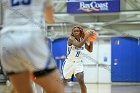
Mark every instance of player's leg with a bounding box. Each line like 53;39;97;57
63;78;69;86
11;88;16;93
62;60;74;86
75;72;87;93
33;69;64;93
8;71;33;93
74;61;86;93
10;86;17;93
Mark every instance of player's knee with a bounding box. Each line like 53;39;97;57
63;79;68;86
78;78;84;84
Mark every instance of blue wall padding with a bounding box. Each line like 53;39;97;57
111;37;139;82
52;38;68;67
138;38;140;82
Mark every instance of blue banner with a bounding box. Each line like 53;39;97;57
66;0;120;13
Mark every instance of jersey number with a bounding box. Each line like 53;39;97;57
75;51;80;57
11;0;31;6
67;47;81;57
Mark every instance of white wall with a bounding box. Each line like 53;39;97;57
83;39;111;83
83;40;99;83
98;40;111;83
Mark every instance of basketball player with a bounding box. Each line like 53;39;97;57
62;25;94;93
0;0;64;93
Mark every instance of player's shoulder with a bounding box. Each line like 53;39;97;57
68;36;75;46
68;36;76;42
68;36;75;41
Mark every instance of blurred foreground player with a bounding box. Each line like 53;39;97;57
0;0;64;93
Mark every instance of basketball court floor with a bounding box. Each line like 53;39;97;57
0;83;140;93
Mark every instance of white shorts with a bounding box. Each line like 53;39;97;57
0;26;56;73
62;59;83;79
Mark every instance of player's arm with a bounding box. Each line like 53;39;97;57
85;42;93;52
44;0;54;24
68;32;92;48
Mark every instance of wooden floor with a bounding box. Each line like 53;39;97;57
0;82;140;93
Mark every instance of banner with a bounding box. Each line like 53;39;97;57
66;0;120;13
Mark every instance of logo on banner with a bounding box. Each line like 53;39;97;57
79;1;109;12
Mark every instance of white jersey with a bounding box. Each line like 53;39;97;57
66;40;84;62
0;0;57;73
2;0;46;27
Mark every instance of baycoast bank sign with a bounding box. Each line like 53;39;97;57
66;0;120;13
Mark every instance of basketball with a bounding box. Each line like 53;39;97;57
85;30;97;42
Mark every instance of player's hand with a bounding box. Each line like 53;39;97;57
85;30;94;37
85;29;97;42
